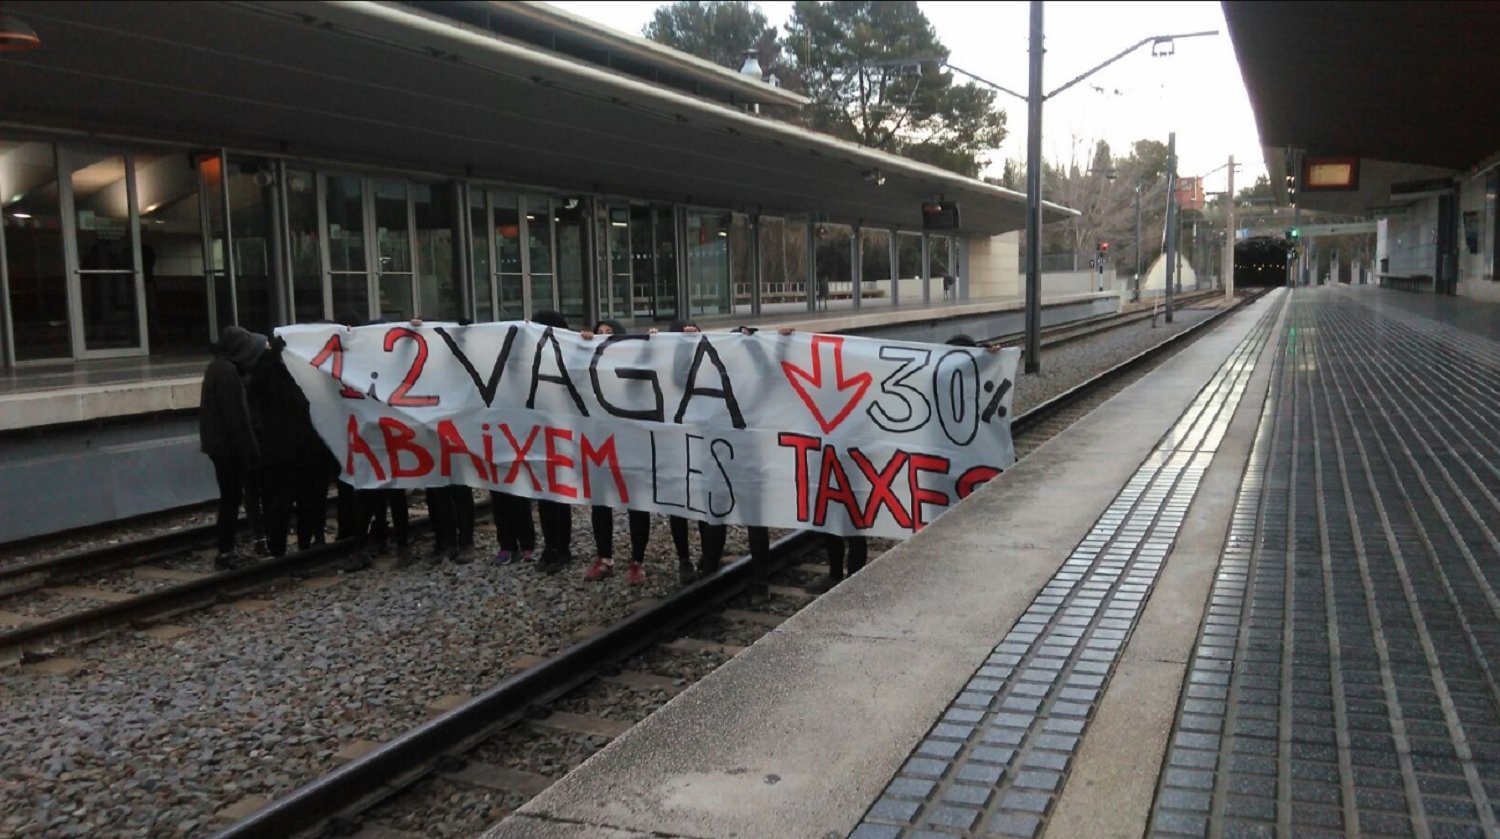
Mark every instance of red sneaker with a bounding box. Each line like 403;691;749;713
584;557;614;581
626;562;646;585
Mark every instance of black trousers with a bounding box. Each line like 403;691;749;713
335;480;361;541
538;499;572;560
748;525;771;595
210;455;247;554
295;455;334;549
359;488;409;549
490;491;536;553
429;486;476;551
671;516;727;572
823;534;868;580
260;462;297;557
592;507;651;562
243;466;266;544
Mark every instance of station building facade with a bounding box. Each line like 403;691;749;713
0;0;1065;369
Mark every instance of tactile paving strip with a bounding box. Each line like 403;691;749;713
1149;290;1500;838
851;293;1286;839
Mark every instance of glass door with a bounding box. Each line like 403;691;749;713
601;205;632;320
321;173;370;325
62;148;146;357
629;204;678;322
372;179;415;321
1;140;70;362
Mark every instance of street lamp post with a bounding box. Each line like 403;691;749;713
949;13;1216;373
1134;181;1143;302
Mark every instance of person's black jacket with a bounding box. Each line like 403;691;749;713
246;336;325;467
199;326;264;462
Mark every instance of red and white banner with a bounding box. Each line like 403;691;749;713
278;323;1019;539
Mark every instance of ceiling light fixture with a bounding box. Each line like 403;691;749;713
0;10;39;52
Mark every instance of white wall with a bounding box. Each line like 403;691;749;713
1457;168;1500;302
1384;198;1438;277
967;231;1020;300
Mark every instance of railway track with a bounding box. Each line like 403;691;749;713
983;289;1225;353
200;288;1265;839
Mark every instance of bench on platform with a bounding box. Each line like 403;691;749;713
1378;273;1434;292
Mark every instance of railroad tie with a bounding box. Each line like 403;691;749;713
529;711;632;740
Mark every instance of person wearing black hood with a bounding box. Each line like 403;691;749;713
529;309;577;575
661;319;729;584
578;318;652;585
200;325;266;570
246;333;337;558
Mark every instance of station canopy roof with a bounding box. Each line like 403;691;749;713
0;0;1073;236
1224;1;1500;211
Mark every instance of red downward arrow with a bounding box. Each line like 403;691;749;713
780;335;872;434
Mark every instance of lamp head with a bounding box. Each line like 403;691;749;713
0;12;41;52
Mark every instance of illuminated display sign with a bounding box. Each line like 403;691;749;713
1302;156;1359;191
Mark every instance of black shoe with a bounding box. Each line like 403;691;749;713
538;553;569;576
807;574;843;595
214;551;245;572
449;547;473;566
677;560;698;586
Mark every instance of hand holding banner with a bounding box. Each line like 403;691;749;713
278;322;1018;540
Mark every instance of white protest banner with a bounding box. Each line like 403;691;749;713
277;322;1019;539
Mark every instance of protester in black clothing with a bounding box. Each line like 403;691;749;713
489;491;536;565
361;487;411;559
656;319;729;584
579;318;651;585
199;326;266;570
246;334;337;557
428;485;476;565
529;309;576;575
812;534;868;594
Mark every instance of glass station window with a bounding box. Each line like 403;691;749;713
469;188;492;321
493;191;523;319
814;223;853;311
414;181;459;321
525;194;555;314
686;209;731;316
1;140;69;361
284;169;323;324
134;151;210;352
861;228;893;308
225;157;276;335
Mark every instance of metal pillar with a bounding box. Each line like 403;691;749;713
1163;132;1177;324
1023;0;1044;374
1223;155;1235;300
1134;182;1143;302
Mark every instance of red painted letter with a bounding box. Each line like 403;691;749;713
580;433;629;504
379;416;434;479
436;420;487;478
850;448;913;530
345;414;386;480
777;432;821;523
544;426;578;499
907;452;952;531
814;445;863;528
500;424;542;491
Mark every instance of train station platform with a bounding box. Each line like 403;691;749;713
486;285;1500;839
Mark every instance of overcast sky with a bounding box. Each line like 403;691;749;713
551;1;1268;195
